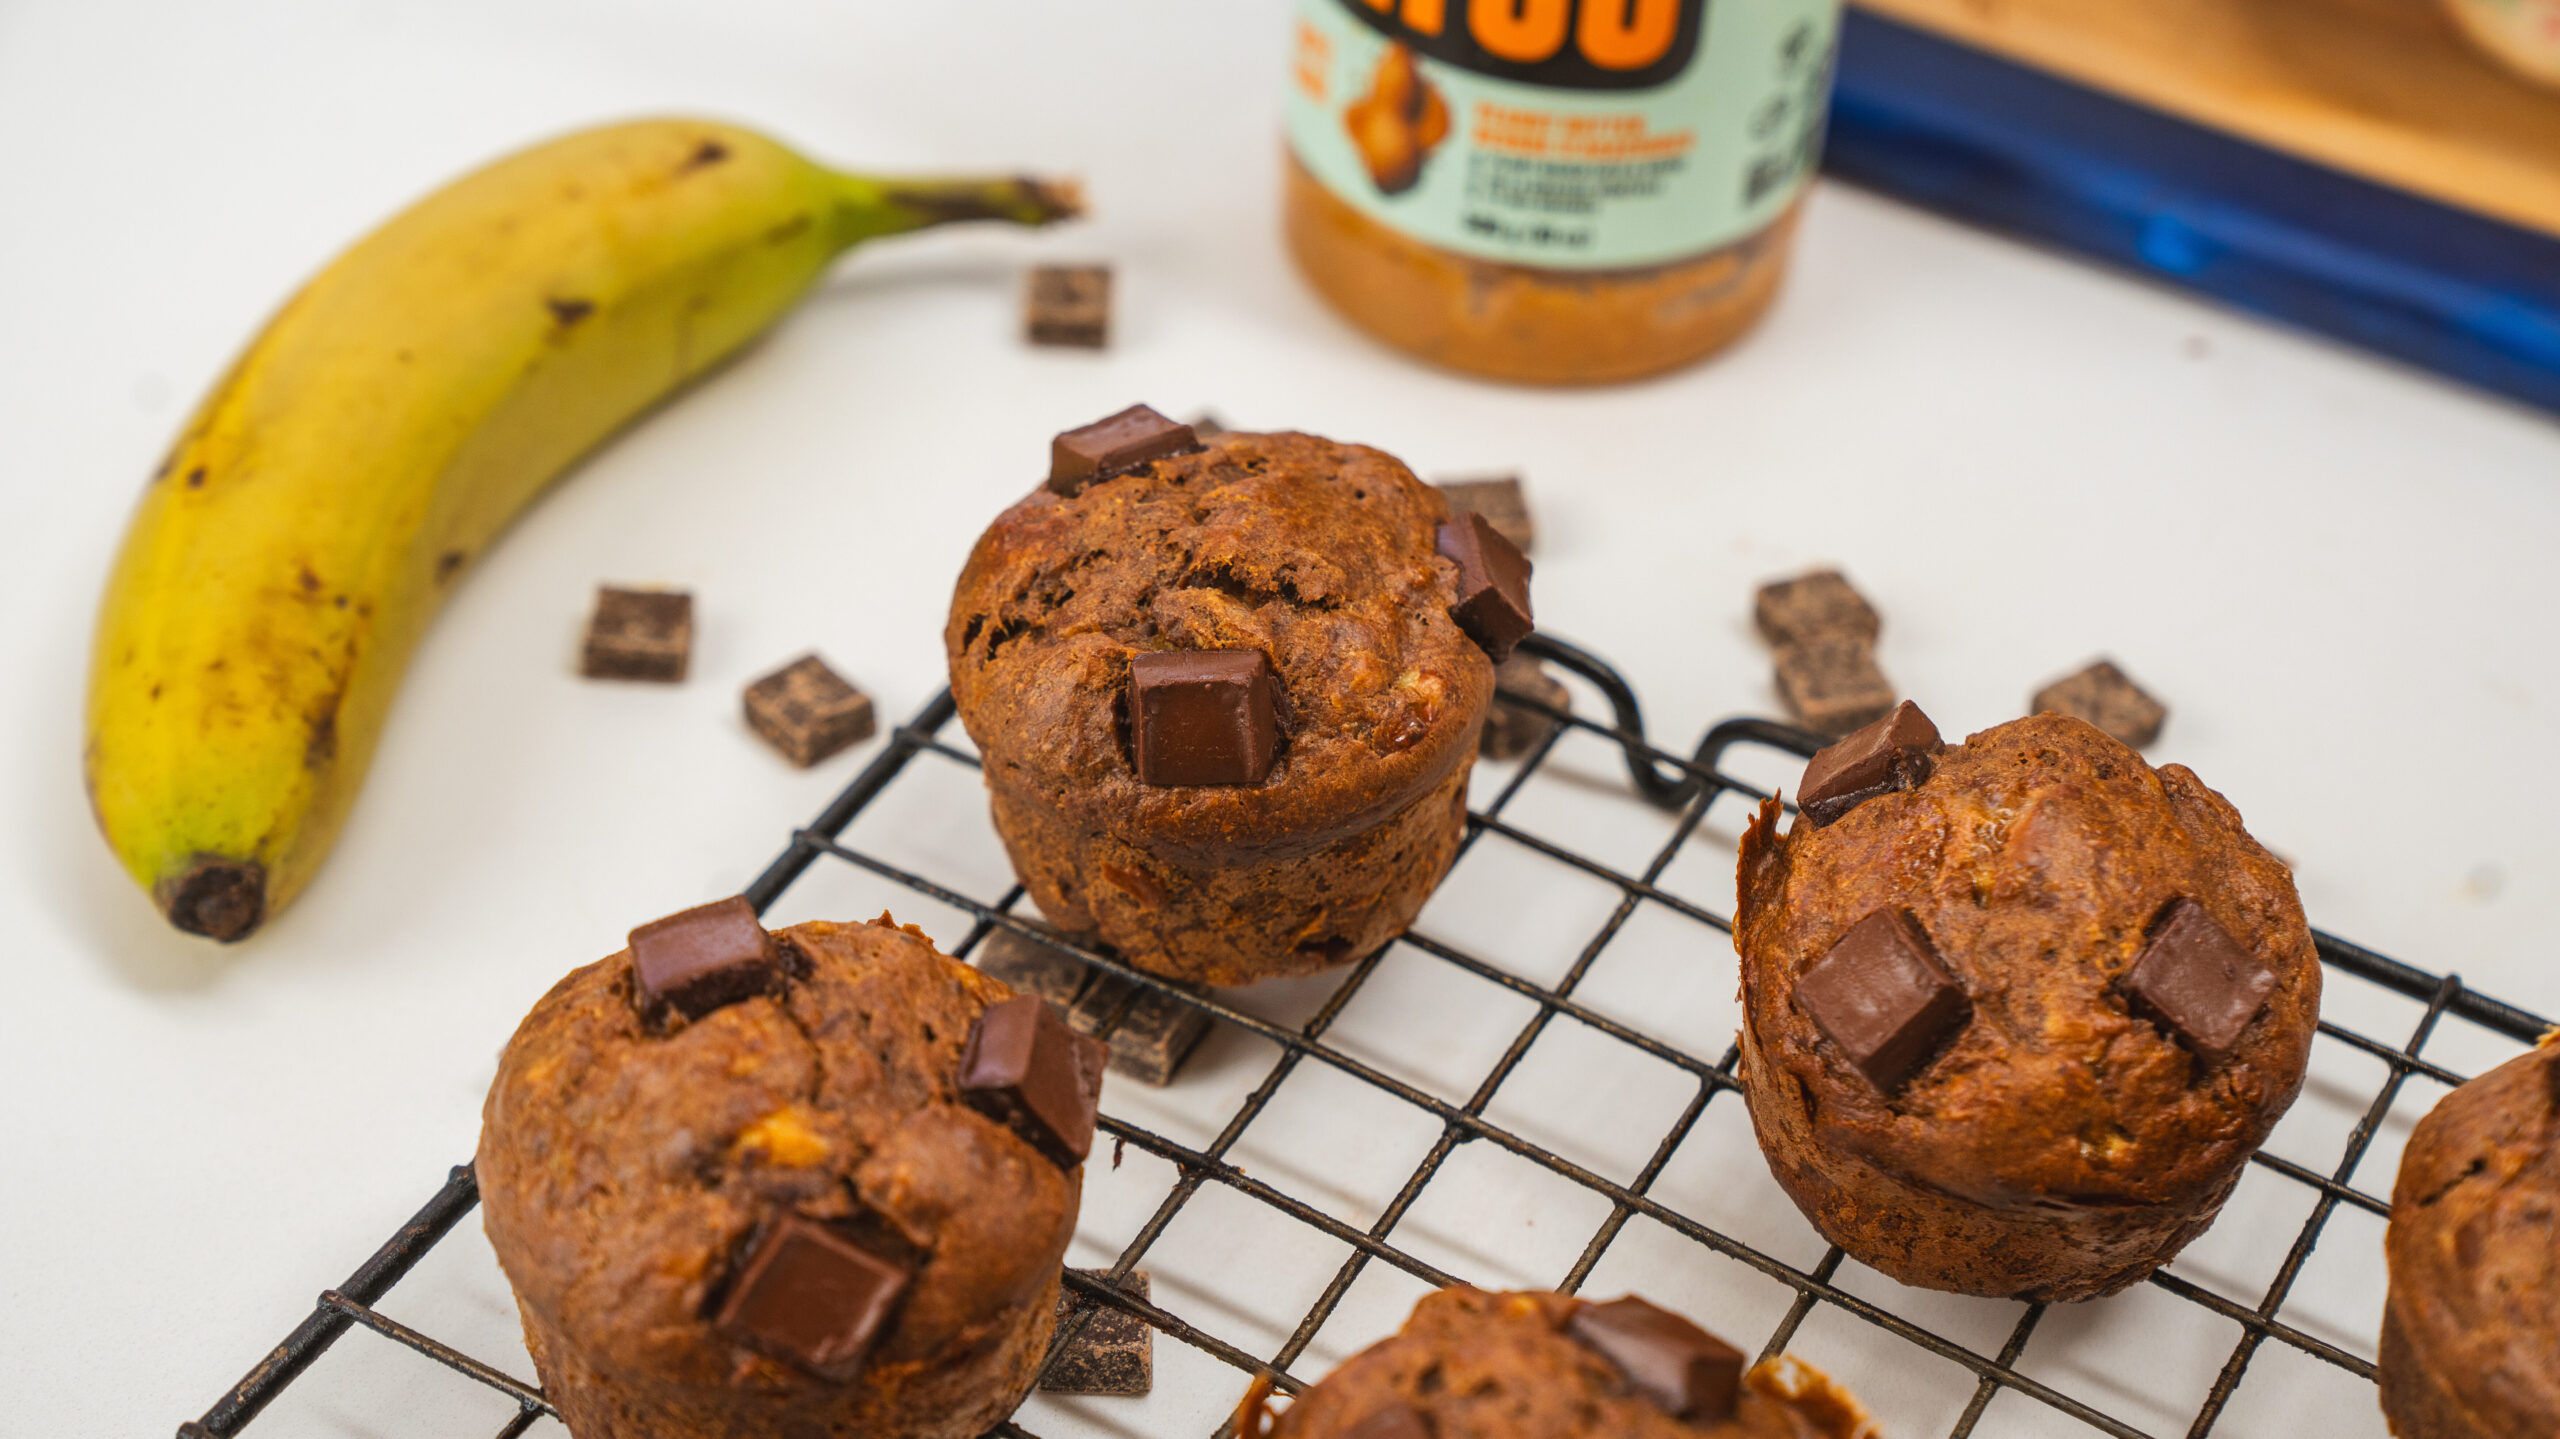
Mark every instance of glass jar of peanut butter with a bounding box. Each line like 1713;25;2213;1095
1285;0;1841;385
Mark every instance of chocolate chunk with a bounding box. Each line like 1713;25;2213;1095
742;654;875;767
1080;977;1213;1087
580;586;692;682
975;924;1212;1086
629;896;782;1022
1129;649;1281;787
1042;1269;1153;1395
1342;1405;1435;1439
713;1212;910;1381
960;993;1107;1169
974;920;1094;1011
1481;652;1569;760
1434;474;1535;553
2033;659;2167;748
2118;899;2275;1065
1048;404;1201;497
1025;264;1112;349
1795;908;1971;1092
1067;967;1138;1036
1755;569;1881;649
1187;411;1229;439
1566;1295;1744;1424
1772;636;1895;737
1438;512;1535;660
1796;700;1940;827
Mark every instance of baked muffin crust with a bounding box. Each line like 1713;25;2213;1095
2380;1038;2560;1439
1252;1287;1875;1439
946;429;1492;985
1736;713;2320;1300
477;917;1079;1438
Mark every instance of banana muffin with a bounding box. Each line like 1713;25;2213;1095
2379;1036;2560;1439
1241;1286;1876;1439
945;407;1524;987
1735;706;2320;1301
477;903;1104;1439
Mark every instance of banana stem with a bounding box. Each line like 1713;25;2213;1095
826;172;1085;249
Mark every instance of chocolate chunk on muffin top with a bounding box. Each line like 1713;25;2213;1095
1741;711;2319;1216
946;428;1495;859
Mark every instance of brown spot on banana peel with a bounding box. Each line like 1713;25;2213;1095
677;138;730;173
435;550;466;585
298;565;322;595
305;707;337;770
157;856;267;942
545;296;593;328
186;466;207;489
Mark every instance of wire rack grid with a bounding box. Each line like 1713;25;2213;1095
177;633;2551;1439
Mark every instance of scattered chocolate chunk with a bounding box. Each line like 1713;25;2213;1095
1795;908;1971;1092
975;923;1212;1087
713;1212;911;1381
1438;512;1535;661
1796;700;1941;827
581;586;692;682
2033;659;2167;748
742;654;875;767
1025;264;1112;349
1187;411;1229;439
974;920;1094;1010
1067;967;1139;1036
1434;474;1536;554
1772;636;1895;737
1566;1296;1743;1424
960;993;1107;1169
1085;978;1213;1087
1343;1404;1435;1439
1049;404;1202;497
630;896;782;1022
1481;652;1570;760
2118;899;2275;1065
1754;569;1881;649
1129;649;1281;787
1043;1269;1154;1395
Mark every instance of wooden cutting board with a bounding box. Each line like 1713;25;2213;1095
1850;0;2560;238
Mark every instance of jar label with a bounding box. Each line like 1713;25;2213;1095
1288;0;1839;269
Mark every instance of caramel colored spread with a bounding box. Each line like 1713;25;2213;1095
1285;153;1803;385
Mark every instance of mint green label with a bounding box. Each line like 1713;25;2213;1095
1288;0;1839;269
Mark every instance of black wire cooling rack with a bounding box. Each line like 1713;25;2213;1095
178;633;2552;1439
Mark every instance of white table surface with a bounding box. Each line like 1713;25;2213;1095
4;2;2557;1435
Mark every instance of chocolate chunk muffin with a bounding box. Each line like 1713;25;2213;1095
1735;707;2320;1301
1243;1287;1876;1439
946;408;1520;987
477;904;1104;1439
2380;1037;2560;1439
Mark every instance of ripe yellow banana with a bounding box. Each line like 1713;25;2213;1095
86;117;1078;941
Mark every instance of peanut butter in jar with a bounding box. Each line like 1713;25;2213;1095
1284;0;1841;385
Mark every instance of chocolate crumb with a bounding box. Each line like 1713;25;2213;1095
1026;265;1112;349
1043;1270;1153;1395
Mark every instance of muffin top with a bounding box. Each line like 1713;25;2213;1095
2386;1038;2560;1435
1258;1287;1875;1439
1737;713;2320;1214
945;428;1493;861
476;917;1080;1389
